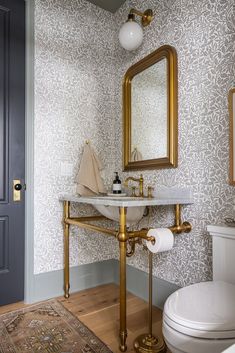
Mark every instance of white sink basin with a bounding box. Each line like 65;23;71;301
91;195;145;224
94;203;145;225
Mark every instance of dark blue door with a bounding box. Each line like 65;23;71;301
0;0;25;305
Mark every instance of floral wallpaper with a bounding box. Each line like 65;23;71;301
114;0;235;286
34;0;235;288
34;0;118;273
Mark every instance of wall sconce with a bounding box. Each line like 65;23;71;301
119;9;153;51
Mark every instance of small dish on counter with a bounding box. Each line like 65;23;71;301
107;193;127;197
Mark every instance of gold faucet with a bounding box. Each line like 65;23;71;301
124;174;144;197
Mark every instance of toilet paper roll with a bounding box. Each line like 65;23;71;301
146;228;174;253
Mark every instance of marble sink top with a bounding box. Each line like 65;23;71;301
59;193;193;207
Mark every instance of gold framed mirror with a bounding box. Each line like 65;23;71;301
123;45;178;171
229;88;235;185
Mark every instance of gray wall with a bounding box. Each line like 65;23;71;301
34;0;118;274
114;0;235;286
33;0;235;288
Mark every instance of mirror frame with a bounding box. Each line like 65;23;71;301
123;45;178;171
229;88;235;185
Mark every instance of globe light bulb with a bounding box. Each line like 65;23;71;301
119;20;143;51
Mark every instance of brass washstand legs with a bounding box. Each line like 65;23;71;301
62;202;192;352
62;202;128;351
63;201;70;298
118;207;128;352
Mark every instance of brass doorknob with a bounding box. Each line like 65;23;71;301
13;179;22;202
14;183;22;191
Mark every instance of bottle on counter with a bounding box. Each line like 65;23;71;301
112;172;122;194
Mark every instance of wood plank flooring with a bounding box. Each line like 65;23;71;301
0;283;170;353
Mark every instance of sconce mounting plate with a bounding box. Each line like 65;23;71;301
142;9;153;27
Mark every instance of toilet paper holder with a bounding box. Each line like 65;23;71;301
127;204;192;249
129;204;192;353
133;251;166;353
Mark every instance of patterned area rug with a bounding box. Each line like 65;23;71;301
0;300;113;353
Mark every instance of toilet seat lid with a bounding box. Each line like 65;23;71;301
164;281;235;339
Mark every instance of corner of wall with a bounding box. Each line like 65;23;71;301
25;0;35;303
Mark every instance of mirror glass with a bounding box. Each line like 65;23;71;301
123;45;178;171
131;58;167;161
229;88;235;184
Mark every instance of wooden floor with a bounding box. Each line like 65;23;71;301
0;283;170;353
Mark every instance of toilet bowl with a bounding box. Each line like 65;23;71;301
162;225;235;353
162;281;235;353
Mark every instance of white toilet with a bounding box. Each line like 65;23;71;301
162;225;235;353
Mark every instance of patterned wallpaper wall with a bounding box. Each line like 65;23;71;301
34;0;118;273
113;0;235;286
34;0;235;287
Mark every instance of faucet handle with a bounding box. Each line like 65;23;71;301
147;186;154;198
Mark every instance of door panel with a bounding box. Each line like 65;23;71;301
0;0;25;305
0;217;9;271
0;7;9;202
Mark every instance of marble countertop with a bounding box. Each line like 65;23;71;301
59;193;193;207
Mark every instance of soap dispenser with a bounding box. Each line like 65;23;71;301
112;172;122;194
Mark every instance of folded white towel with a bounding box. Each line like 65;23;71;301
75;143;106;196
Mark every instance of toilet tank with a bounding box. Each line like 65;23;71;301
207;225;235;284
